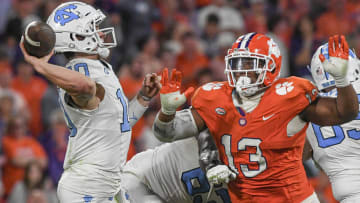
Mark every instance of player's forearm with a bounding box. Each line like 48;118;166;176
128;96;148;127
336;85;358;122
33;61;95;96
197;130;221;172
152;109;198;142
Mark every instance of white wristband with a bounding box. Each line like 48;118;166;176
161;106;176;115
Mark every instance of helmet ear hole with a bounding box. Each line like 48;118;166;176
75;35;85;41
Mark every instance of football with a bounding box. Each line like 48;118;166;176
23;21;56;58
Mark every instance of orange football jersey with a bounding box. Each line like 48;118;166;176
192;77;318;203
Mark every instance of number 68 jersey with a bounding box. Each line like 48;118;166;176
191;77;318;203
58;58;132;197
306;80;360;202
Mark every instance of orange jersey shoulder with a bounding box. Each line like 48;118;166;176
269;76;318;108
191;81;233;130
192;81;230;106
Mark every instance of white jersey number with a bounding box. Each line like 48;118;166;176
221;135;267;178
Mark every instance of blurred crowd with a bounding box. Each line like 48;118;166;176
0;0;360;202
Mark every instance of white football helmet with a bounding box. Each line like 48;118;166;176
47;1;116;58
310;43;360;91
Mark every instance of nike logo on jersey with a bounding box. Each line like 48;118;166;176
263;114;275;120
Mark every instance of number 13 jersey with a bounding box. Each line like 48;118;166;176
192;77;318;203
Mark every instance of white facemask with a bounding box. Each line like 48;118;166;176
235;76;259;97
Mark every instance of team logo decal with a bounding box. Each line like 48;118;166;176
239;117;247;126
54;4;80;26
215;107;226;115
275;82;294;95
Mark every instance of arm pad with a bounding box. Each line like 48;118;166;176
152;109;199;142
128;97;148;127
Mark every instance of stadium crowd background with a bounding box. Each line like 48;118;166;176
0;0;359;202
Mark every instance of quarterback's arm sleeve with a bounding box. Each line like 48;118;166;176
197;129;221;172
128;97;148;127
152;109;199;142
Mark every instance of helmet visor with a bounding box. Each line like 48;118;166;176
228;57;266;71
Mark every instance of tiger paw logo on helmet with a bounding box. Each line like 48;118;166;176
275;82;294;95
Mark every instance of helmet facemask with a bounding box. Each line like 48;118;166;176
225;49;275;97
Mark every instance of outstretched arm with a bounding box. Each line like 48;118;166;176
302;35;359;125
152;68;205;142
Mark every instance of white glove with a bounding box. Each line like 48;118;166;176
206;165;237;185
159;68;194;115
160;91;188;115
320;35;350;88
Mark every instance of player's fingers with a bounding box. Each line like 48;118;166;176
175;71;182;86
149;73;161;95
334;35;339;54
161;68;168;86
341;35;349;57
19;36;36;62
328;36;334;57
144;73;152;86
142;75;152;95
19;37;28;56
170;69;177;83
149;73;157;86
154;75;162;90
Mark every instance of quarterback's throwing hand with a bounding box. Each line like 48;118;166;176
160;68;194;115
206;165;237;185
319;35;349;87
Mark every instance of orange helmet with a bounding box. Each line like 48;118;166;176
225;33;282;96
